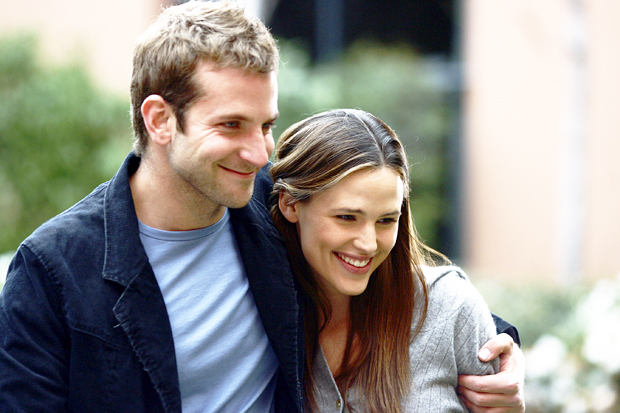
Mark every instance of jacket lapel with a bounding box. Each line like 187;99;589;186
112;268;181;413
102;153;181;412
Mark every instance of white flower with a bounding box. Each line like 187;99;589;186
589;383;617;412
578;274;620;373
525;334;567;379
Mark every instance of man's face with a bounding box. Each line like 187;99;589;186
167;61;278;211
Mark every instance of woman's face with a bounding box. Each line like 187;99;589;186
279;167;404;303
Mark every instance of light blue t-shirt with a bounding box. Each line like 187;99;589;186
139;210;278;413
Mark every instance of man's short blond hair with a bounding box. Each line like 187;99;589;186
130;1;279;156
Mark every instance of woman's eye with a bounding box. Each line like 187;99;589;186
337;215;355;221
378;217;397;224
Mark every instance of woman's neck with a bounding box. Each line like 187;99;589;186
319;294;352;375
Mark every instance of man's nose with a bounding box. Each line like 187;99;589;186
238;128;272;168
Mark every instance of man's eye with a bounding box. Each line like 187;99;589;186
262;123;275;132
223;121;239;128
337;215;355;221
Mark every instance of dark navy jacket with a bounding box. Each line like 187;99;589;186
0;153;304;412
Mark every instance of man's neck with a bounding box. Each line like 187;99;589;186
129;157;226;231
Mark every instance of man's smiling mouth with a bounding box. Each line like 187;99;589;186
220;165;256;176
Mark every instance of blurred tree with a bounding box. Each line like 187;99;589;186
0;34;131;253
277;39;452;250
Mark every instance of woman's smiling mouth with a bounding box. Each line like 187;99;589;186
335;252;371;269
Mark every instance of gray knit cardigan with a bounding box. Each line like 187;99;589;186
312;266;500;412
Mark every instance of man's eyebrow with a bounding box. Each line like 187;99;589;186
214;113;279;123
214;113;250;121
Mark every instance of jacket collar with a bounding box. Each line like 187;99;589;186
102;152;148;285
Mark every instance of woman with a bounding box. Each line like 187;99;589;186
270;109;499;412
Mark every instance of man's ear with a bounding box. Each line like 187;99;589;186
278;192;300;223
141;95;175;146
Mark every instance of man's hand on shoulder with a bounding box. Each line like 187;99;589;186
457;333;525;413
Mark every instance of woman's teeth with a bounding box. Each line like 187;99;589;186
337;253;370;268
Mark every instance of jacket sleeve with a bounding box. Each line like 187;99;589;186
0;246;70;412
491;313;521;346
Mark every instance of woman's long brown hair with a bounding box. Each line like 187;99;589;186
270;109;435;412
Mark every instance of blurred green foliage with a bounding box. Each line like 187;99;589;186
277;40;453;249
475;278;587;348
0;34;131;253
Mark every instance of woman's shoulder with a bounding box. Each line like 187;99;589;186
421;265;468;286
405;267;499;410
418;265;493;329
414;265;499;370
421;265;479;303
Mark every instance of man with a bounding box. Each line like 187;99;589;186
0;1;523;412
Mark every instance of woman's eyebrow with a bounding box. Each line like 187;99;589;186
330;207;401;217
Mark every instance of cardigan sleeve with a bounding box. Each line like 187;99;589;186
403;266;499;412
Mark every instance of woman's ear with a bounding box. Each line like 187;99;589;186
141;95;175;146
278;192;300;223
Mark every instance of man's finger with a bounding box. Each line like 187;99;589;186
458;380;521;405
460;395;515;413
479;333;515;362
459;371;521;395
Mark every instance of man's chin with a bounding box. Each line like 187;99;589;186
225;189;254;209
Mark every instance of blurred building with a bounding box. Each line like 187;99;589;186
1;0;618;284
0;0;169;95
0;0;271;95
462;0;620;284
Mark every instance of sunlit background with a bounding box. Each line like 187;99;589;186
1;0;619;411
